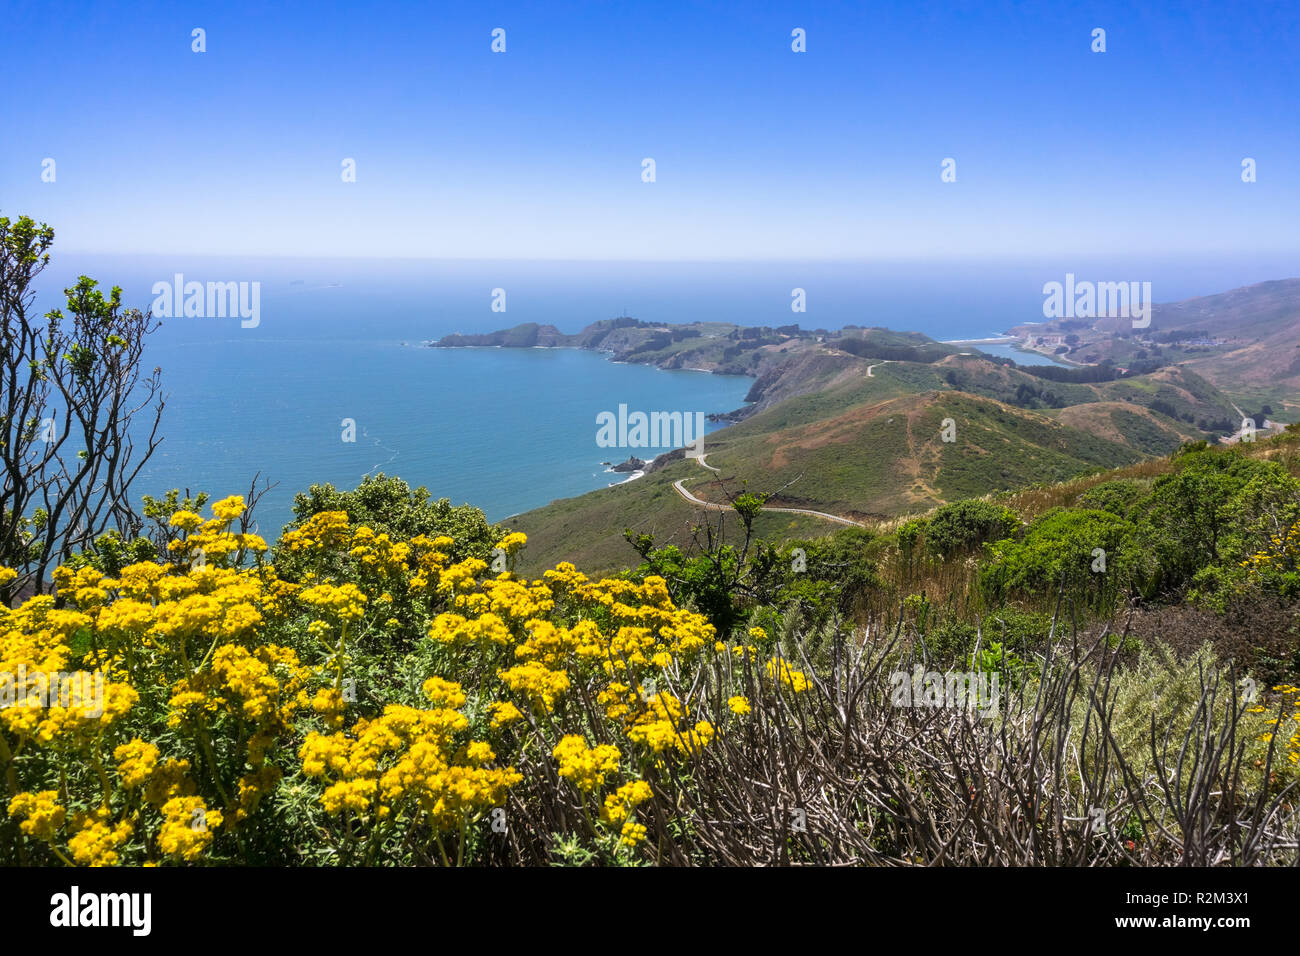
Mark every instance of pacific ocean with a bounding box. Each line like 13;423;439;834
30;253;1292;535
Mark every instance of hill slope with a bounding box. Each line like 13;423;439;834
1008;278;1300;412
505;359;1210;572
468;286;1275;573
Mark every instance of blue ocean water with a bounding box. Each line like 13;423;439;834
29;254;1293;534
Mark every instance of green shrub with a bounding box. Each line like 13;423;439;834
924;499;1021;557
282;474;500;563
1078;479;1146;518
980;507;1133;608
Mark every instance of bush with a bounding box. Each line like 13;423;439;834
283;474;499;563
1077;479;1146;518
924;500;1021;557
980;508;1133;609
1;493;810;866
1130;449;1300;599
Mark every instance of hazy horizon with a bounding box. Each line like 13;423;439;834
25;252;1298;350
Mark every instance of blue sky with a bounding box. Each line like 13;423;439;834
3;0;1297;260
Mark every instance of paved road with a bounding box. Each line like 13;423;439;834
672;453;866;527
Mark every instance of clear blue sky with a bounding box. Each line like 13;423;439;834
3;0;1297;260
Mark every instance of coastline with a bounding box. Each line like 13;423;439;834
606;467;647;486
429;337;755;499
942;335;1020;345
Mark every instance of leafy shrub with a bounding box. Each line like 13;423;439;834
0;494;813;866
925;608;1051;668
1077;479;1146;519
980;508;1133;608
924;499;1021;557
283;474;499;562
973;640;1032;688
1131;449;1300;600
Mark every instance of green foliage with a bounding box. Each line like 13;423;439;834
60;529;157;576
731;491;769;527
1077;479;1146;518
628;513;879;639
284;474;500;562
1131;448;1299;600
1058;641;1223;784
141;489;211;550
923;499;1021;557
895;517;928;581
627;537;746;636
925;609;1050;668
973;639;1032;688
980;507;1133;609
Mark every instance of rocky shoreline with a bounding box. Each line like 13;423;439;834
432;317;966;423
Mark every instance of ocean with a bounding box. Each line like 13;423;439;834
28;253;1294;535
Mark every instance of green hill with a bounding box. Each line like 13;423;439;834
505;358;1221;573
467;295;1265;575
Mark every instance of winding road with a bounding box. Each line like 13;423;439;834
671;453;866;527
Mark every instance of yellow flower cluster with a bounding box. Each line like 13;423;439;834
438;558;487;595
114;739;161;788
408;534;456;591
3;498;777;865
428;611;512;647
157;797;222;861
279;510;352;553
765;656;811;693
727;695;752;716
497;660;571;711
298;582;367;623
140;566;267;644
0;590;137;745
553;734;621;792
619;820;648;847
1241;528;1300;573
601;780;653;824
348;526;411;575
169;643;307;727
496;532;528;555
165;496;267;565
8;790;66;840
1246;684;1300;768
626;689;716;754
67;807;133;866
489;701;524;729
466;576;555;621
300;684;521;830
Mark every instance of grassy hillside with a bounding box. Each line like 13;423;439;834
1010;278;1300;413
507;364;1223;571
502;458;828;574
453;288;1277;579
505;340;1253;573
